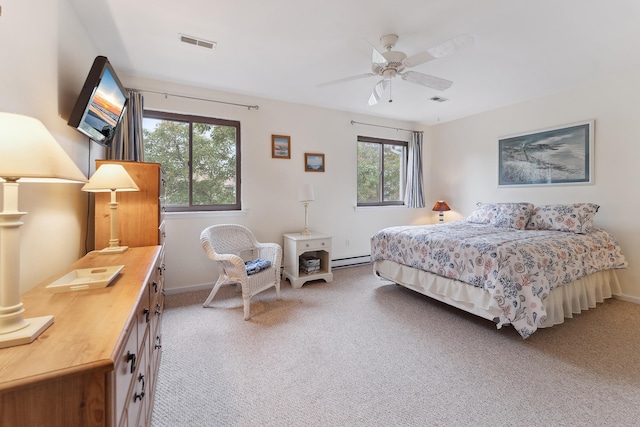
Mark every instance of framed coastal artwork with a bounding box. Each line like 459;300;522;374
498;120;594;186
272;135;291;159
304;153;325;172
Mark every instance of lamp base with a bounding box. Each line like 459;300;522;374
0;315;54;349
97;245;129;255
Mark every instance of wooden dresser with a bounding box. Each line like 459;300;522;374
0;246;165;427
95;160;165;250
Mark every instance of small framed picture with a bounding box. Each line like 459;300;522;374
272;135;291;159
304;153;325;172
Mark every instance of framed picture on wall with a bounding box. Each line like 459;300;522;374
272;135;291;159
304;153;325;172
498;120;594;186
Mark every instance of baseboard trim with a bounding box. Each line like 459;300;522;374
614;294;640;304
331;255;371;269
164;282;214;295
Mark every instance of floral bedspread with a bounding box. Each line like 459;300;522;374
370;221;628;338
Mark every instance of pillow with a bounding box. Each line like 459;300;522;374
466;202;534;230
245;258;272;275
525;203;600;234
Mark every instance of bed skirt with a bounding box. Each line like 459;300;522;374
373;259;622;328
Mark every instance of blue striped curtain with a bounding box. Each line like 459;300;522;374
108;90;144;161
404;131;425;208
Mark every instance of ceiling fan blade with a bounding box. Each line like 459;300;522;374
368;79;388;106
400;71;453;91
316;73;376;88
403;34;474;68
429;34;474;58
371;48;387;68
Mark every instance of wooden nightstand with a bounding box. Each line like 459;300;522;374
283;233;333;288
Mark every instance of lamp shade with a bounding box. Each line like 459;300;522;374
82;164;139;193
0;112;87;183
297;184;315;202
432;200;451;212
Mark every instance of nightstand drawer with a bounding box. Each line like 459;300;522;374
300;238;331;251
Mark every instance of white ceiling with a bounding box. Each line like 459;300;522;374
69;0;640;125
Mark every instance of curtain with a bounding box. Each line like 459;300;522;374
404;131;425;208
108;90;144;161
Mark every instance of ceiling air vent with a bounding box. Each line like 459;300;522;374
179;34;217;50
430;96;449;103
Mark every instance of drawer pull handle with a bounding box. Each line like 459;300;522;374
134;374;146;402
126;351;137;374
152;281;158;293
155;335;162;349
143;307;150;323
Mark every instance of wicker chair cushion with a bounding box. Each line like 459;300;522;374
245;258;272;276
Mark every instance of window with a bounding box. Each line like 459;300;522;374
143;110;241;212
357;135;407;206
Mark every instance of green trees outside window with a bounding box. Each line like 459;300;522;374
357;136;407;206
143;111;241;211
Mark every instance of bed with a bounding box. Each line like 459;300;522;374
371;202;628;338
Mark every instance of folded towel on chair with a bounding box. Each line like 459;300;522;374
245;258;272;275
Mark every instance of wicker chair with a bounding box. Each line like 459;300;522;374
200;224;282;320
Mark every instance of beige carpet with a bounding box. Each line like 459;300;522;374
151;265;640;426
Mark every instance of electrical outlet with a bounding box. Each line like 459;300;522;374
345;239;350;247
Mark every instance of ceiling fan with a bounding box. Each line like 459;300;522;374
318;33;474;106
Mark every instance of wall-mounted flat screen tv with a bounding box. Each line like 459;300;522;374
67;56;128;146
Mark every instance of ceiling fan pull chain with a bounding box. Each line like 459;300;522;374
389;78;393;103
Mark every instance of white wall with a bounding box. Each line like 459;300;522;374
121;76;432;291
430;67;640;301
0;0;104;293
7;0;635;303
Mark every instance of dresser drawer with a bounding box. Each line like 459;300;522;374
299;238;331;251
125;339;148;427
113;324;138;427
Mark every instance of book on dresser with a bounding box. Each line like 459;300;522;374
94;160;165;250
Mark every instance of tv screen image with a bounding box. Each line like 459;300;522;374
68;56;128;146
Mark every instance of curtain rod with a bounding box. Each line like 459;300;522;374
129;88;259;110
350;120;422;134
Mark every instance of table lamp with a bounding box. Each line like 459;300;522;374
0;112;88;348
297;184;315;236
82;164;139;254
432;200;451;223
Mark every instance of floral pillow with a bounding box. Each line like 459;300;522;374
525;203;599;234
466;202;534;230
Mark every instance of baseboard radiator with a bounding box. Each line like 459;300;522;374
331;255;371;269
